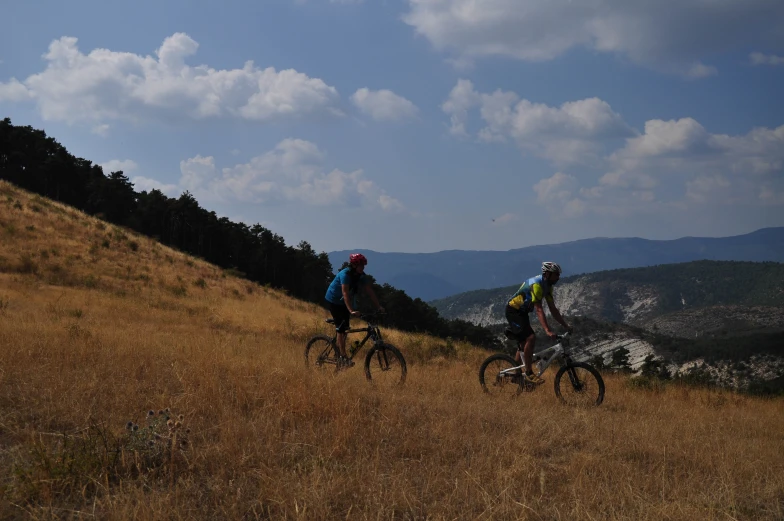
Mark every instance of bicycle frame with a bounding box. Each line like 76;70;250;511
328;316;384;360
498;332;573;378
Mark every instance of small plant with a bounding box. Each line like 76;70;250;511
170;285;187;297
13;200;22;210
17;253;38;274
102;238;111;248
194;278;207;289
128;240;139;252
224;267;245;278
30;204;42;213
68;308;84;319
39;249;50;260
185;259;194;267
0;296;9;314
627;376;667;393
123;408;191;480
84;275;98;288
439;337;458;359
9;410;192;506
589;354;606;370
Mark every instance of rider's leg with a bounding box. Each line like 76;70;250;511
329;302;351;359
336;331;348;357
520;333;536;375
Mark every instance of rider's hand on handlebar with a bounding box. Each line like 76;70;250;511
546;330;558;339
350;310;360;317
377;306;386;314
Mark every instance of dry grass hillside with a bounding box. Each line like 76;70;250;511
0;180;783;520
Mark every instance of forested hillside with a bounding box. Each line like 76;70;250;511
0;118;497;348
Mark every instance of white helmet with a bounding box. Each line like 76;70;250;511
542;261;562;275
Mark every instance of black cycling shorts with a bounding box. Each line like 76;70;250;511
328;301;350;333
505;305;534;341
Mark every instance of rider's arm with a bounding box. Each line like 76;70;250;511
534;302;555;337
341;284;356;313
363;284;384;311
546;299;571;331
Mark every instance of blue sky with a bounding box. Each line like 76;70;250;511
2;0;784;254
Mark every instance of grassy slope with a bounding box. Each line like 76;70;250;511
1;181;783;520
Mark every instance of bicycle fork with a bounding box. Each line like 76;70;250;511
374;347;394;371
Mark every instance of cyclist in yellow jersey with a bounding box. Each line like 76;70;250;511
505;261;572;385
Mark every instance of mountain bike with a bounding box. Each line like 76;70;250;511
305;312;407;387
479;332;605;406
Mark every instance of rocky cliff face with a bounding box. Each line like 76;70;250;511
438;270;784;391
436;278;784;335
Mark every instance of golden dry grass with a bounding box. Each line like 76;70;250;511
0;180;783;520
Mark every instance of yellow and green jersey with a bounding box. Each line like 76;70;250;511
507;275;554;312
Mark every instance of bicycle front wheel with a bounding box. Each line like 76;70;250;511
364;343;406;387
554;362;605;406
305;335;336;370
479;353;523;396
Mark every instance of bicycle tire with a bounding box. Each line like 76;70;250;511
554;362;605;406
364;342;406;387
305;335;336;369
479;353;523;396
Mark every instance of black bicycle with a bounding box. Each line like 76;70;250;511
305;312;407;387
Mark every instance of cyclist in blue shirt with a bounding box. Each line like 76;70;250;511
505;261;572;385
325;253;384;366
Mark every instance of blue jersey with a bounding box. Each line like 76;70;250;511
325;267;367;306
507;275;554;312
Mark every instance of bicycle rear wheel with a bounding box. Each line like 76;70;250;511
479;353;523;396
554;362;605;406
305;335;336;370
364;342;406;387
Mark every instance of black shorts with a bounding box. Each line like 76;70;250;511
327;301;350;333
505;305;534;341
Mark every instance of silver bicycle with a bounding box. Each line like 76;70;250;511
479;332;605;406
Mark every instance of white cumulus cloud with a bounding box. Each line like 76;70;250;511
533;119;784;218
750;52;784;66
404;0;784;75
351;88;418;122
443;79;635;163
0;33;342;126
99;159;138;174
167;139;406;212
0;78;32;102
533;172;578;203
131;176;180;196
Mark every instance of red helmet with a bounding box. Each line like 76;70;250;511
349;253;367;266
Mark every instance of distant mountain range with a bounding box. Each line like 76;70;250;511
329;228;784;301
